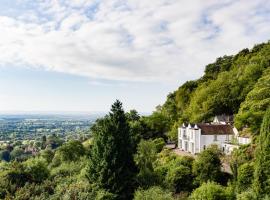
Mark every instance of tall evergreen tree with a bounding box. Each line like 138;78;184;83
87;100;137;199
253;108;270;197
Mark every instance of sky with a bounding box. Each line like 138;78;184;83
0;0;269;113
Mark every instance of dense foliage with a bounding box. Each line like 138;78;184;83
253;108;270;198
149;41;270;140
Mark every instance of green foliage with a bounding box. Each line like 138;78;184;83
55;140;85;162
87;100;137;199
153;149;194;193
134;186;174;200
235;68;270;132
10;147;26;161
134;140;158;188
0;162;31;197
165;165;192;193
190;182;234;200
141;111;171;139
126;109;141;122
237;163;254;192
13;180;55;200
192;145;222;185
23;157;49;183
0;150;11;162
133;138;166;189
204;56;233;79
253;108;270;197
152;138;165;152
236;189;257;200
39;149;54;164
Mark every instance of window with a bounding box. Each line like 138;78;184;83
183;129;186;138
214;135;218;141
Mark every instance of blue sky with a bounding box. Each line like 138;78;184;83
0;0;269;113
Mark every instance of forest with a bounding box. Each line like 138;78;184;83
0;41;269;200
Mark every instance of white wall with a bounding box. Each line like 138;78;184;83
200;134;232;151
238;137;251;145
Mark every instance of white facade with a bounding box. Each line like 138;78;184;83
178;124;233;154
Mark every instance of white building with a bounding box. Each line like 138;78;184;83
178;116;251;155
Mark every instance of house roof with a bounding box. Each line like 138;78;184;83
197;124;234;135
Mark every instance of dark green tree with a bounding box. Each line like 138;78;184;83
237;163;254;193
134;140;158;188
87;100;137;199
192;145;222;185
253;108;270;197
0;150;11;162
165;164;193;193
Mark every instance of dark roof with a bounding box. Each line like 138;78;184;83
197;124;234;135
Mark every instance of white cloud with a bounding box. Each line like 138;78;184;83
0;0;269;83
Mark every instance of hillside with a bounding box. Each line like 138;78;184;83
155;41;270;139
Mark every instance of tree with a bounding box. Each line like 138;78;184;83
134;186;174;200
55;140;85;162
0;150;11;162
87;100;137;199
23;157;49;183
126;110;140;122
237;163;254;192
235;68;270;132
190;182;233;200
134;140;158;188
165;164;193;192
192;145;222;185
39;149;54;164
10;147;27;161
152;138;165;153
253;108;270;197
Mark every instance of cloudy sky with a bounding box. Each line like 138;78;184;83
0;0;269;113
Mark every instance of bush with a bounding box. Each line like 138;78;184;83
192;145;222;185
153;138;166;152
237;163;254;192
190;182;233;200
134;186;174;200
23;157;49;183
165;165;193;192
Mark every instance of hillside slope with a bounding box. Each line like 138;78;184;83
156;41;270;139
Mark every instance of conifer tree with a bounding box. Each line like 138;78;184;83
87;100;137;199
254;108;270;197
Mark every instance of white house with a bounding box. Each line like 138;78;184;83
178;116;251;155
